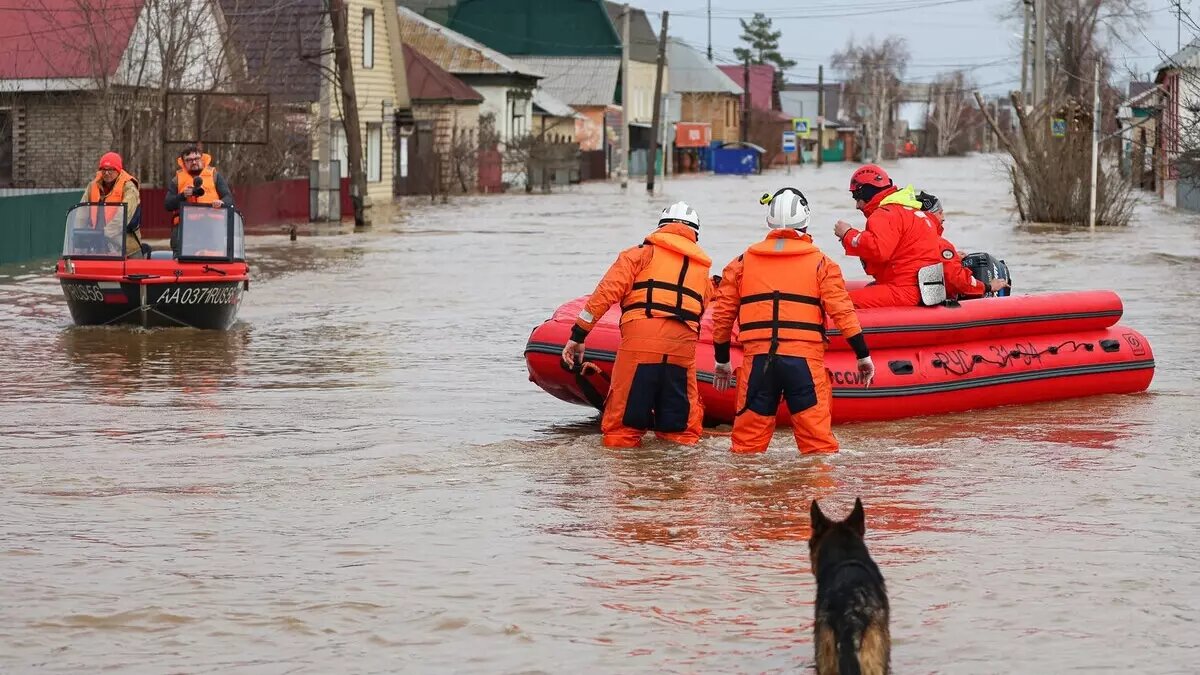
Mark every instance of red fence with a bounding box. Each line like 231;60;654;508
140;177;352;237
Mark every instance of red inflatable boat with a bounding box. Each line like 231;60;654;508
524;289;1155;425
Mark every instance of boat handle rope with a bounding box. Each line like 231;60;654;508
560;357;610;412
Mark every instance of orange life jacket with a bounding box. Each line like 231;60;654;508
173;153;219;226
737;234;825;348
87;170;137;227
619;229;712;333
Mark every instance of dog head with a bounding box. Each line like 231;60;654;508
808;497;866;573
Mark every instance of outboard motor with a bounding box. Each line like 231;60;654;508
961;252;1012;297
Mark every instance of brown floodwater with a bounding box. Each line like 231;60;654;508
2;155;1198;673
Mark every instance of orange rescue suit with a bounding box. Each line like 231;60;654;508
711;229;869;454
572;223;713;448
839;186;943;308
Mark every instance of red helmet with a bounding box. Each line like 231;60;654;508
849;164;891;195
98;151;124;172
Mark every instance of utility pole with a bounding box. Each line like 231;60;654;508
330;0;368;227
1034;0;1047;107
706;0;712;61
1177;0;1182;51
741;55;750;143
1089;62;1100;230
817;65;824;167
317;5;333;221
1021;0;1031;104
647;11;668;193
620;3;630;189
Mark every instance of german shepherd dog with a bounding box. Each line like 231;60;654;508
808;498;890;675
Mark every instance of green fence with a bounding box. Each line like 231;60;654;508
0;190;80;265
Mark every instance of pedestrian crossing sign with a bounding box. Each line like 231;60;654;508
1051;118;1067;137
793;118;811;138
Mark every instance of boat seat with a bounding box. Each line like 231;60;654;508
149;250;174;260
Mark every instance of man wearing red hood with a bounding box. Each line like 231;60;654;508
80;151;143;257
832;164;944;308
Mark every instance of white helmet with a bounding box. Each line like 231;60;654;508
658;201;699;231
765;187;811;230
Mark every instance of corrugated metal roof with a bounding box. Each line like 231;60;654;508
604;2;658;64
1154;37;1200;73
518;56;619;106
404;44;484;103
397;5;543;77
718;64;777;111
667;40;741;95
0;0;144;80
219;0;323;103
449;0;620;57
533;89;583;118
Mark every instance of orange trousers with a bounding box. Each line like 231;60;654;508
731;353;837;454
849;282;920;309
601;319;703;448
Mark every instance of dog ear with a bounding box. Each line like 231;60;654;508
847;497;866;537
810;499;830;537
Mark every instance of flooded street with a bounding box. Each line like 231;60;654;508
2;155;1198;673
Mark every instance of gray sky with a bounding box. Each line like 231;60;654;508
633;0;1192;93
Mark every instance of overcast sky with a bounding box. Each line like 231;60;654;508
632;0;1192;93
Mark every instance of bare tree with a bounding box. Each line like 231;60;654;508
926;70;973;156
833;36;909;162
980;0;1147;225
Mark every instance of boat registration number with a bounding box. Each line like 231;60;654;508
157;286;240;305
64;283;106;303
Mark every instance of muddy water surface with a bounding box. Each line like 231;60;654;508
2;155;1198;673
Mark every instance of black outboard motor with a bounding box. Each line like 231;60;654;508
961;252;1012;297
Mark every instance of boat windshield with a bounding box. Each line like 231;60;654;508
177;205;246;261
62;202;129;259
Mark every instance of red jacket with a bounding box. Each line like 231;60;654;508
839;186;943;288
928;212;985;299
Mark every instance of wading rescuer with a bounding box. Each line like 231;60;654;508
82;151;144;257
710;188;874;454
165;145;234;256
833;164;944;308
561;202;714;448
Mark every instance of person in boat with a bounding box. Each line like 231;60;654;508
165;145;234;257
710;188;875;454
81;151;144;258
560;202;714;448
832;164;944;308
914;190;1009;300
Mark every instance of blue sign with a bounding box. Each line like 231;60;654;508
1051;118;1067;138
782;130;797;153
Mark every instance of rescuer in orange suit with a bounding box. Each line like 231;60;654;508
561;202;714;448
832;164;944;308
710;188;875;454
914;190;1009;299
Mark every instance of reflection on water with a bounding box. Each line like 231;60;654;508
1;156;1198;672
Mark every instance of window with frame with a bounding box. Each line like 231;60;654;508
362;9;375;69
366;123;382;183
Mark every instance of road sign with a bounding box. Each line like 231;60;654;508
1051;118;1067;138
782;130;797;153
793;117;811;138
